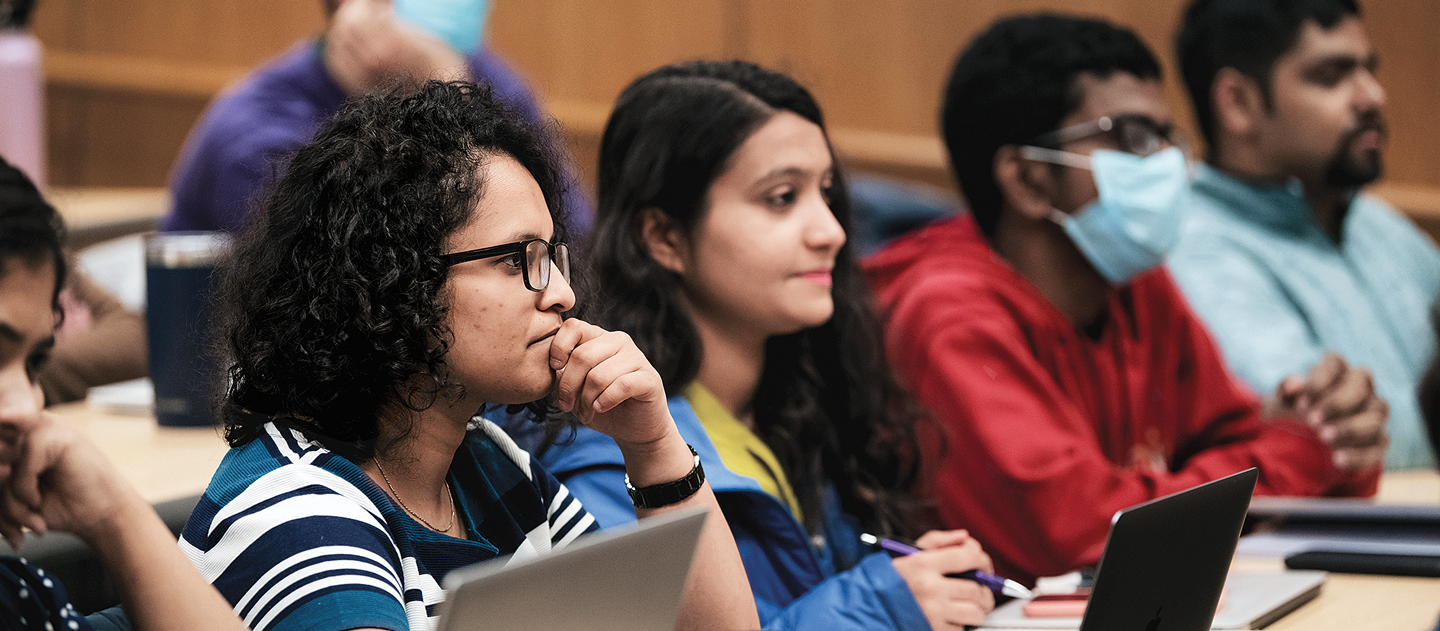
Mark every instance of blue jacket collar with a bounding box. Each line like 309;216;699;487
667;396;780;498
536;395;781;500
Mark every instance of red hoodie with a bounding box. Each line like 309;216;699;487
864;214;1377;585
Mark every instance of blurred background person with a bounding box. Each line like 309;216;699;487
161;0;591;235
1167;0;1436;470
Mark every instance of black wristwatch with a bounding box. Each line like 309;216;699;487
625;445;706;508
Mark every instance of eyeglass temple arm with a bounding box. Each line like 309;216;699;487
1019;146;1093;170
1034;116;1114;148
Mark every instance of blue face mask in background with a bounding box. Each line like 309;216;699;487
1021;146;1191;285
394;0;491;55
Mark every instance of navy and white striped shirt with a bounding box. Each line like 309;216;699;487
180;418;597;631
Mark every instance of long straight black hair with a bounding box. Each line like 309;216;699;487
580;60;920;536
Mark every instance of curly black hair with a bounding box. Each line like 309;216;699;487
579;60;922;537
0;158;66;314
217;80;569;454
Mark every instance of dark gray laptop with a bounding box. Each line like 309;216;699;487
984;468;1261;630
1076;468;1259;630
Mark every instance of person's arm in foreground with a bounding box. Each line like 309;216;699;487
0;413;249;631
39;271;147;404
766;529;994;631
549;319;758;631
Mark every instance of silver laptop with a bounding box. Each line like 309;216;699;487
1210;570;1325;629
984;468;1269;630
437;507;708;631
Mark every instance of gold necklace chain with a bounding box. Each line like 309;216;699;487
374;458;456;534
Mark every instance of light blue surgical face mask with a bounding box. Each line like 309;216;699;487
394;0;491;55
1019;145;1190;285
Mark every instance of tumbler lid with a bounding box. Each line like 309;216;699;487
145;231;231;268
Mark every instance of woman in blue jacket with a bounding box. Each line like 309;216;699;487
535;60;996;630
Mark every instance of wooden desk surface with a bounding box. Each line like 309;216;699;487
47;401;228;505
1234;468;1440;631
46;186;169;249
47;186;169;230
1377;469;1440;504
1232;554;1440;631
46;400;1440;629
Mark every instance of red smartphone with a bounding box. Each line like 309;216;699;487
1021;592;1089;618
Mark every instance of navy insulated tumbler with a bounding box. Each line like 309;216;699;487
145;231;230;427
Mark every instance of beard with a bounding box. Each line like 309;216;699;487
1322;111;1385;188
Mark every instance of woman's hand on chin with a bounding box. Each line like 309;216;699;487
0;412;135;548
549;323;756;630
548;318;678;454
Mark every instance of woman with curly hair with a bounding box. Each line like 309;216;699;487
531;60;996;630
180;80;756;631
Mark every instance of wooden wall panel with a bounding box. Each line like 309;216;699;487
46;86;207;187
31;0;324;66
487;0;734;193
489;0;732;105
32;0;325;187
27;0;1440;218
740;0;1437;198
1366;2;1440;188
737;0;1196;187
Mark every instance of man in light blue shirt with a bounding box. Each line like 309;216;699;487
1169;0;1439;470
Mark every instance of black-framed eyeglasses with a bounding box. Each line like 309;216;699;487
1033;114;1187;158
441;238;570;292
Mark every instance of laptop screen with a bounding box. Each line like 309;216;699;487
1079;468;1259;631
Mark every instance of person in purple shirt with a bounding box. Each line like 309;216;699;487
163;0;591;234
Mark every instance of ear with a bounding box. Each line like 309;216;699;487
993;144;1057;222
1212;67;1265;140
639;207;689;275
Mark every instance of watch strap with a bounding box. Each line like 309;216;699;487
625;444;706;509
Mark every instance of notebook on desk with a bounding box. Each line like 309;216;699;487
1247;496;1440;528
436;507;707;631
982;469;1293;631
1239;495;1440;576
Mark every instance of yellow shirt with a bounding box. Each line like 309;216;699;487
684;382;804;523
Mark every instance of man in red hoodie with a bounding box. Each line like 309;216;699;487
863;14;1386;586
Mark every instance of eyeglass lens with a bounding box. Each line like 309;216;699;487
524;240;570;291
1112;116;1178;157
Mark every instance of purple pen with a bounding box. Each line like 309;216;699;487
860;533;1034;599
